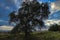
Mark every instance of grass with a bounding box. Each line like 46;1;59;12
0;31;60;40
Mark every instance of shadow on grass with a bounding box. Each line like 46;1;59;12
4;33;39;40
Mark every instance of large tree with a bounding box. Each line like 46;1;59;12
9;0;50;39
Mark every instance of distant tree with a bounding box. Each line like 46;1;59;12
9;0;50;39
49;24;60;31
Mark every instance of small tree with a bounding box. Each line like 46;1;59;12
9;0;50;39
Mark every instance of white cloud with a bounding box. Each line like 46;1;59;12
45;20;60;26
0;20;8;23
50;0;60;14
0;25;13;31
14;0;21;9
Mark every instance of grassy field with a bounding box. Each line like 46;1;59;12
0;31;60;40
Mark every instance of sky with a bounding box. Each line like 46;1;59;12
0;0;60;31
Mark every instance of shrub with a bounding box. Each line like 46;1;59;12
48;24;60;31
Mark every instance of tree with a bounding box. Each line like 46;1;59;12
49;24;60;31
9;0;50;39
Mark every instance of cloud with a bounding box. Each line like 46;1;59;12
0;25;13;31
50;0;60;13
45;20;60;26
5;6;10;10
0;20;8;23
0;19;60;31
13;0;22;9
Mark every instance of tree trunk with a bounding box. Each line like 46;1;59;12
24;26;31;40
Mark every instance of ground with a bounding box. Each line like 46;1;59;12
0;31;60;40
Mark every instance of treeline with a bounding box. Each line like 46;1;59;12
49;24;60;32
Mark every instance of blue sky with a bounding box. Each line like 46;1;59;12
0;0;60;26
38;0;56;2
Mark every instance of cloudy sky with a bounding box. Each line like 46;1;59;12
0;0;60;31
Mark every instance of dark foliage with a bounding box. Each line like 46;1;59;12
49;24;60;31
9;0;50;39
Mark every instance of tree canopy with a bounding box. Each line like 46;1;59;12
9;0;50;39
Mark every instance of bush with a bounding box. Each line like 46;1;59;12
48;24;60;31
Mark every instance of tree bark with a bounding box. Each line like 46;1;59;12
24;26;31;40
